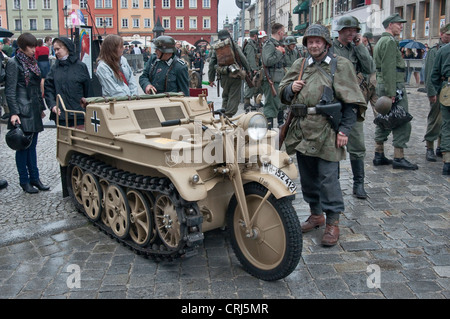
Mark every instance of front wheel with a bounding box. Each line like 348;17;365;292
227;182;302;281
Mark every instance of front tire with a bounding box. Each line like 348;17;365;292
227;182;302;281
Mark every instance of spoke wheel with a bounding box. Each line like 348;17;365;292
154;194;181;249
67;164;84;210
127;189;153;247
227;182;302;281
81;172;103;222
105;184;130;239
99;179;110;227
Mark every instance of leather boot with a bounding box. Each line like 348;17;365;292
443;153;450;175
31;179;50;191
321;221;340;246
21;183;39;194
244;98;253;113
301;214;325;233
373;152;392;166
436;147;443;157
350;159;368;199
0;179;8;190
426;141;436;162
393;148;418;170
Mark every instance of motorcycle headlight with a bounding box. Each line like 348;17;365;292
238;113;268;141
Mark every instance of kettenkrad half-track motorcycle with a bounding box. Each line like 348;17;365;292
56;93;302;281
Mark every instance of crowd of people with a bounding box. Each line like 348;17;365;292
0;15;449;248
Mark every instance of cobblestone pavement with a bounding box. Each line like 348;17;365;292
0;74;449;300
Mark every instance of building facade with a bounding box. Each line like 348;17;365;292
154;0;219;46
117;0;153;46
0;0;8;30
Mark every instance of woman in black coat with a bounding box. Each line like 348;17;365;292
5;33;49;194
44;37;91;127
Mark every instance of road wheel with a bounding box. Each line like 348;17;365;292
67;164;84;212
81;172;103;222
127;189;153;247
105;184;130;239
227;182;302;281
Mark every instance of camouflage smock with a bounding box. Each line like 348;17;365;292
279;56;367;162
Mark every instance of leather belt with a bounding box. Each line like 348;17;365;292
376;67;405;72
291;104;318;117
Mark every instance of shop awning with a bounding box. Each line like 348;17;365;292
295;23;308;31
293;1;309;14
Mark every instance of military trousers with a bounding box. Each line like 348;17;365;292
243;82;255;100
221;75;242;117
424;99;442;143
374;83;411;149
296;152;343;224
262;80;281;119
347;120;366;160
440;104;450;155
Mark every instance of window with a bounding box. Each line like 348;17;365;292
176;0;183;8
203;17;210;29
44;18;52;30
144;18;151;28
121;0;128;8
441;0;447;16
122;18;128;28
95;0;102;8
162;0;170;8
96;17;103;26
28;0;36;9
189;0;197;8
203;0;210;8
105;17;112;27
29;19;37;30
133;18;139;28
163;17;170;29
189;17;197;29
144;0;150;8
43;0;51;9
176;17;184;29
132;0;139;8
15;19;22;31
104;0;112;8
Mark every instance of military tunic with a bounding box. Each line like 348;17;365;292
139;54;190;96
262;37;285;119
431;43;450;159
208;41;250;117
279;54;366;222
332;38;375;160
373;32;411;149
284;47;300;70
243;38;260;100
424;41;444;143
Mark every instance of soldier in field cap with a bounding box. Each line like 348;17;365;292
373;12;418;170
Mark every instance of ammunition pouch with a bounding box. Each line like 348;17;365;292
290;104;308;117
315;102;342;132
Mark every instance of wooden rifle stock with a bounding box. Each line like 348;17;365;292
278;58;307;149
263;65;277;97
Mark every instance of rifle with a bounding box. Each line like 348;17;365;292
278;58;306;149
262;61;277;97
217;73;221;97
230;39;254;88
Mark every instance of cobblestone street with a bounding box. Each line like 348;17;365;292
0;76;449;300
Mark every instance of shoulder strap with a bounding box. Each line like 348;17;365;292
292;58;307;104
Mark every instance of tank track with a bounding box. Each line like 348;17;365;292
68;153;204;261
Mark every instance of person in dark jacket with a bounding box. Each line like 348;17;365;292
5;33;49;194
44;37;90;128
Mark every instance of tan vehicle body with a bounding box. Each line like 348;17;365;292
56;93;302;280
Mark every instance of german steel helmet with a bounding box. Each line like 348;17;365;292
218;29;231;40
285;36;297;45
302;24;332;46
5;124;34;151
152;36;176;53
374;96;393;115
335;16;361;32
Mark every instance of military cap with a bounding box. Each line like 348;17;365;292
335;16;361;32
363;32;374;39
382;13;407;29
440;23;450;35
249;29;259;37
218;29;231;40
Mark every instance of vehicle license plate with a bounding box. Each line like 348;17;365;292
261;163;297;193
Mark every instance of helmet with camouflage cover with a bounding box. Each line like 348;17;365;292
335;16;361;32
152;35;176;53
285;36;297;45
374;96;392;115
302;24;332;46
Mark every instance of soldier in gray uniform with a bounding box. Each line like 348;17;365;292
431;26;450;176
332;16;376;199
139;36;189;96
424;23;450;161
284;36;301;70
262;23;286;129
208;30;250;117
243;29;260;112
280;24;366;246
